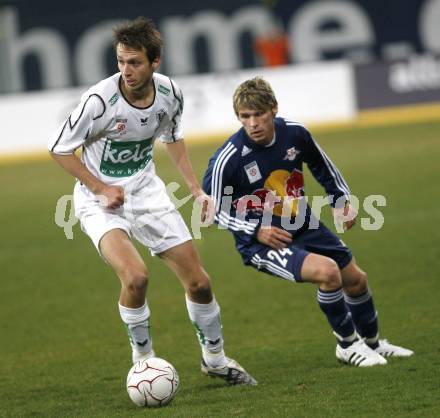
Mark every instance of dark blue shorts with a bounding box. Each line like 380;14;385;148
242;223;352;282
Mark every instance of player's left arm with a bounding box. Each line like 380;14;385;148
165;139;214;223
331;202;357;231
301;127;357;230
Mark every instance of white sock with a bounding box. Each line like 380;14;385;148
185;295;227;368
118;302;153;357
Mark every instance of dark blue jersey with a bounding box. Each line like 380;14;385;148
202;117;350;252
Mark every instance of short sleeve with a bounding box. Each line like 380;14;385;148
157;80;184;143
48;93;106;154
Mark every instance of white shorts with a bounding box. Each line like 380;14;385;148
73;175;192;256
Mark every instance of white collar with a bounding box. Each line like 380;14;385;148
264;133;276;147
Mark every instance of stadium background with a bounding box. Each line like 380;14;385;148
1;1;439;416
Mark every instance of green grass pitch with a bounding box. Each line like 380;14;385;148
1;120;439;417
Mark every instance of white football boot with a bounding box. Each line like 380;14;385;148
336;339;387;366
201;357;257;386
132;349;156;364
374;339;414;358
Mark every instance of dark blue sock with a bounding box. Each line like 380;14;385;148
317;288;356;348
344;289;379;349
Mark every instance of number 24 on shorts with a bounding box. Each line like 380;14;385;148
267;248;293;268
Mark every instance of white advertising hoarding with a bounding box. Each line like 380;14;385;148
178;61;356;139
0;61;355;156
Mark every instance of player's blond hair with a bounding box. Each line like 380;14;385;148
113;17;163;63
233;77;278;115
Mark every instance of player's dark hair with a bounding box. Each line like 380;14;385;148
233;77;278;115
113;17;163;63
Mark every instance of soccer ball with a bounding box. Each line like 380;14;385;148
126;357;179;407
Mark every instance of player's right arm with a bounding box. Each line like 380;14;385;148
256;227;292;250
202;143;262;239
48;93;124;209
50;152;124;209
203;143;292;249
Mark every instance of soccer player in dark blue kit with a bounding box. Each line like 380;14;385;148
203;77;413;366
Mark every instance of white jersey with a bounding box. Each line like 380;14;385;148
48;72;184;188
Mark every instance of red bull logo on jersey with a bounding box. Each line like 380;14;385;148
100;137;153;177
233;169;304;217
233;188;278;214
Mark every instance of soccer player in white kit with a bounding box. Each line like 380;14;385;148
48;17;256;386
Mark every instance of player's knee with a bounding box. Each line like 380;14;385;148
186;271;213;302
315;259;342;289
122;267;149;296
345;269;368;295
